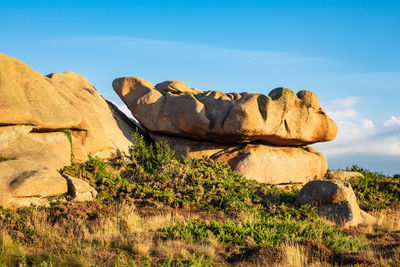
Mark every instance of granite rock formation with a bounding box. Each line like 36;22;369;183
112;77;338;146
114;76;337;184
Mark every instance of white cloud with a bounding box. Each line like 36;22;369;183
384;115;400;127
324;96;359;110
362;119;375;130
315;96;400;159
329;108;358;120
315;107;400;157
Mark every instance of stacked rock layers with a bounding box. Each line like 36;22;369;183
113;77;338;184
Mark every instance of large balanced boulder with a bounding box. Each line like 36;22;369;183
0;160;68;208
151;133;327;184
0;52;137;167
296;180;376;227
113;77;338;146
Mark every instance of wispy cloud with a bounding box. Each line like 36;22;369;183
39;35;337;70
324;96;359;110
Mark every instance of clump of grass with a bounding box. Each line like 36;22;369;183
60;129;74;162
346;165;400;211
0;154;15;162
160;254;215;267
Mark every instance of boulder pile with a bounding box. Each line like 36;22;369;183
113;77;338;184
0;53;376;226
0;53;137;208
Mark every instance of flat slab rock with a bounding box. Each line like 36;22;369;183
0;160;68;208
0;126;71;170
151;133;327;185
296;180;376;227
113;77;338;146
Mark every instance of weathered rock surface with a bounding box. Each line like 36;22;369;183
63;174;97;202
113;77;338;146
325;171;364;184
0;126;71;170
151;133;327;184
0;53;81;128
0;52;137;166
296;180;376;227
46;71;136;162
155;80;203;95
0;160;68;208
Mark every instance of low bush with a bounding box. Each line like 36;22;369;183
64;133;300;214
161;216;369;254
347;165;400;211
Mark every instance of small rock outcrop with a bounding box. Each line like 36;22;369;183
0;160;68;208
296;180;376;227
112;77;338;146
63;174;97;202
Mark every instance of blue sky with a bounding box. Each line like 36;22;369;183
1;0;399;174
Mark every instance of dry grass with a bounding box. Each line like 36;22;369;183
370;209;400;232
0;202;190;266
0;202;228;266
115;202;187;232
274;243;330;267
1;202;399;266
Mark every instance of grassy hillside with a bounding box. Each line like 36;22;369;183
0;132;399;266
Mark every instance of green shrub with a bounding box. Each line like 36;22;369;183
346;165;400;211
129;131;175;174
160;216;368;254
64;133;300;214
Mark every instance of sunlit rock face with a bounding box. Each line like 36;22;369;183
113;76;338;185
0;52;136;167
112;77;337;146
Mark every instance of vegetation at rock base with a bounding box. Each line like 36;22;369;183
0;132;399;266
